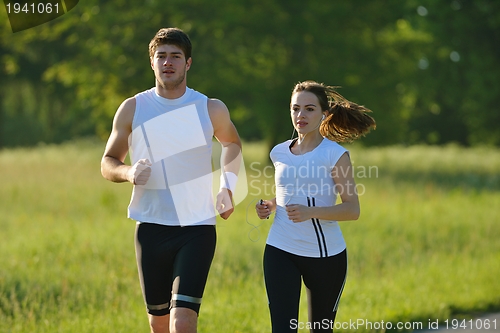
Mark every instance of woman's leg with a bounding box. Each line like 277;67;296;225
263;245;302;333
302;249;347;333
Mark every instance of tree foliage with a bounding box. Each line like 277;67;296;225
1;0;499;148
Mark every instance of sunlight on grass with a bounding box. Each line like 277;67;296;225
1;140;499;332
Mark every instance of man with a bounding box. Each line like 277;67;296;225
101;27;242;333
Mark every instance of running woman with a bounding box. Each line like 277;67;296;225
256;80;375;333
101;28;242;333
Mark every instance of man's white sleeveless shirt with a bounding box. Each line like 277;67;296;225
266;138;348;257
128;87;216;226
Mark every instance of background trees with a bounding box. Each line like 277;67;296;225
1;0;499;148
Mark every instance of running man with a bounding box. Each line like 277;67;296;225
101;27;242;333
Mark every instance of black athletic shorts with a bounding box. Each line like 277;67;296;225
135;223;216;316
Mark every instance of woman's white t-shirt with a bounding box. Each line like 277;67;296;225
266;138;348;258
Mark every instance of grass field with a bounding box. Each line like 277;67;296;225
1;139;499;332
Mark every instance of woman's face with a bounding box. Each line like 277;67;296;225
290;91;326;135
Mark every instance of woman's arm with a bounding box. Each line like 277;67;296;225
285;152;360;223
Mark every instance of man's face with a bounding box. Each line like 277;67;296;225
150;44;192;90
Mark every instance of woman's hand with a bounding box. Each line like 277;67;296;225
256;199;275;219
285;204;312;223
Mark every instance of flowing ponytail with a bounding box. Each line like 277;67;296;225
292;81;376;143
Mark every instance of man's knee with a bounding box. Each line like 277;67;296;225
170;308;197;333
149;314;170;333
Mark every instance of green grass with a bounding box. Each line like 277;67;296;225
1;140;499;332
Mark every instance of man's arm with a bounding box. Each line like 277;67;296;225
101;97;151;185
208;98;242;219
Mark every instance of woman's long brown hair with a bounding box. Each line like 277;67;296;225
292;81;376;143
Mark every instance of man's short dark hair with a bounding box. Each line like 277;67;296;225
149;28;192;59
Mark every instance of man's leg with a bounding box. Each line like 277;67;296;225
149;314;170;333
169;308;197;333
169;225;216;333
135;223;176;333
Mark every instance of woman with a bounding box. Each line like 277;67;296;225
256;80;376;332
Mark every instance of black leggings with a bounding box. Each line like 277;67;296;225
263;245;347;333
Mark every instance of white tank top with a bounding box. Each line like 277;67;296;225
266;138;347;257
128;87;216;226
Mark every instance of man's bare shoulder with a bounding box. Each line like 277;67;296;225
207;98;229;121
114;97;136;127
118;97;136;115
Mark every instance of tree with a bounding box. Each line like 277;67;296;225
1;0;499;148
405;0;500;145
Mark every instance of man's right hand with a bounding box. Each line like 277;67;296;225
127;159;152;185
